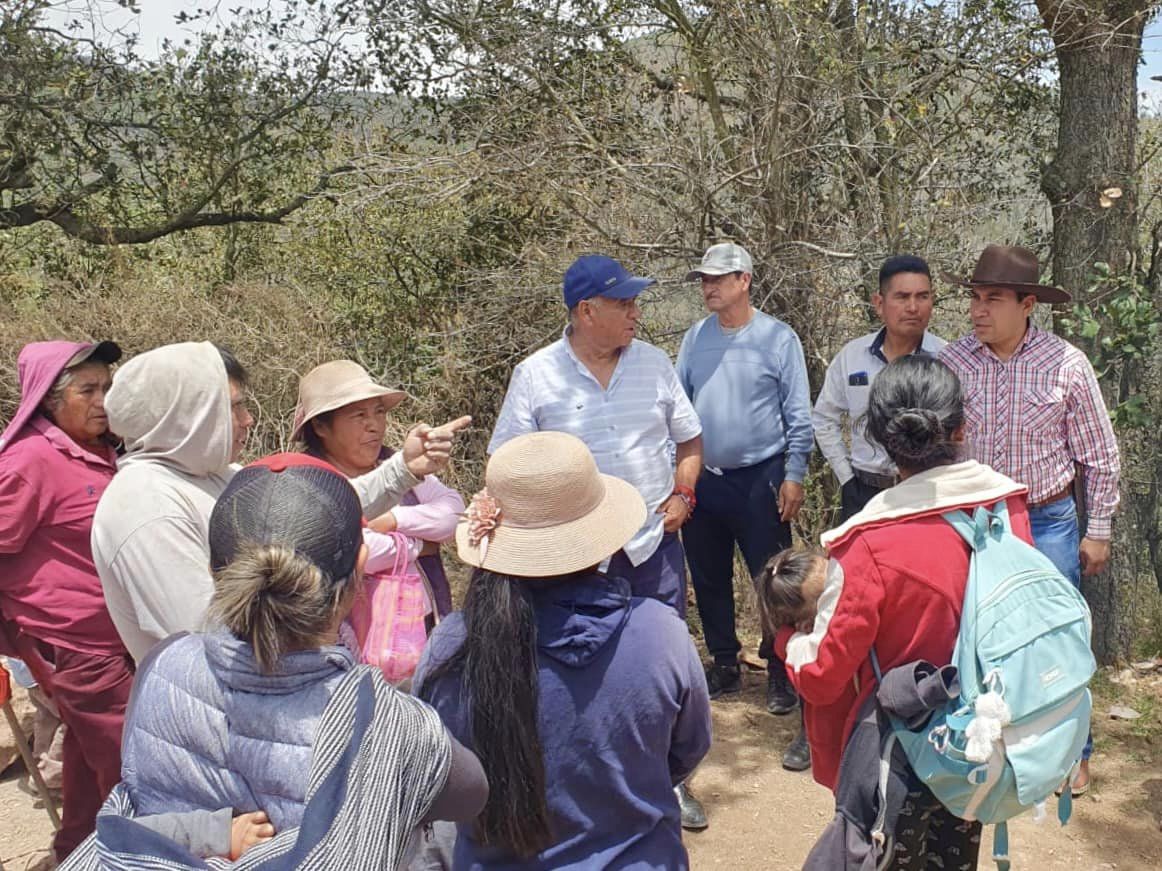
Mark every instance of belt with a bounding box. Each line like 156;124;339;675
705;451;785;477
854;468;899;490
1031;480;1074;508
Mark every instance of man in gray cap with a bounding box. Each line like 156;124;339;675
676;242;815;771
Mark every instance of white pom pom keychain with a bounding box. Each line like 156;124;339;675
963;686;1013;763
974;689;1013;726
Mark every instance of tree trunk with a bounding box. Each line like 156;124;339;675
1037;0;1156;663
1039;4;1144;300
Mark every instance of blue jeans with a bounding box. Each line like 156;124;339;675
1028;495;1092;760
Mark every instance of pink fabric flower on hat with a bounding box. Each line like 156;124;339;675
466;488;502;562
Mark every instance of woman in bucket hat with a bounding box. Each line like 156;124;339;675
294;361;464;672
0;339;134;862
415;431;712;870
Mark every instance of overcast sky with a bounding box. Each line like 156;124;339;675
46;0;261;54
47;1;1162;99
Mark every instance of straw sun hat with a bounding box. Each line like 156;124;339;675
456;431;647;578
292;360;408;441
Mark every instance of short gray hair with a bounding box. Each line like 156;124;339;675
41;368;77;417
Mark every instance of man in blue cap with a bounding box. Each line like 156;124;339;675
490;253;708;828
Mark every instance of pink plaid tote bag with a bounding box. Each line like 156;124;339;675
348;532;430;683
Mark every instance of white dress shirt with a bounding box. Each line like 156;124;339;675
489;330;702;565
812;328;946;484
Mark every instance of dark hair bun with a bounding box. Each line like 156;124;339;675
883;408;943;463
864;356;964;472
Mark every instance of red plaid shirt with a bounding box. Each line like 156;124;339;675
940;325;1120;539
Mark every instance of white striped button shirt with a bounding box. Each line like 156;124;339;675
489;331;703;564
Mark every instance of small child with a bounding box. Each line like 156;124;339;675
755;548;827;774
755;548;828;636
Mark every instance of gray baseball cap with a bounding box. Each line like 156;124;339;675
685;243;753;281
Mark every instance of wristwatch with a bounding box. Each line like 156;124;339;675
673;484;696;512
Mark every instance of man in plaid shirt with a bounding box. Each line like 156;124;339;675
940;244;1120;795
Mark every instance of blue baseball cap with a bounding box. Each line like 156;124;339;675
563;255;656;309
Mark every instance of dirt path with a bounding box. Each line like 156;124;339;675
686;672;1161;870
3;675;1160;870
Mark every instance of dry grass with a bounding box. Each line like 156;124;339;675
1;278;349;459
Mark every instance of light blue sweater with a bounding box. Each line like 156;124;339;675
676;311;814;478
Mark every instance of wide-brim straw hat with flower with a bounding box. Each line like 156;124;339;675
292;360;408;441
457;431;646;578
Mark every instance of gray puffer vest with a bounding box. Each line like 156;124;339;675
120;631;353;830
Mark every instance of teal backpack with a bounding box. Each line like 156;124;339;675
883;500;1095;870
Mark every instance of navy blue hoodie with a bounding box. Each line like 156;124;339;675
414;573;711;870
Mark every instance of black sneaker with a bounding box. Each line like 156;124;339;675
782;729;812;771
705;663;741;699
766;669;798;715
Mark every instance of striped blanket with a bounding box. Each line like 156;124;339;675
61;666;451;870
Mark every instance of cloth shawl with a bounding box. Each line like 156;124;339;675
60;666;452;871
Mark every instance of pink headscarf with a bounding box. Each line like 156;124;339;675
0;340;121;454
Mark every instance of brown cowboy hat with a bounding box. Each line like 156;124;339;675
941;244;1071;304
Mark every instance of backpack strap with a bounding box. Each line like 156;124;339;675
941;501;1010;551
1056;760;1079;826
943;501;1008;702
869;646;884;686
1058;781;1073;825
993;822;1010;871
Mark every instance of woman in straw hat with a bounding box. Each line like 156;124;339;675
294;361;464;679
414;431;712;870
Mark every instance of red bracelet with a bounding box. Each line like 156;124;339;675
673;485;696;511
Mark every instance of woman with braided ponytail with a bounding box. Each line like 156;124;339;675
775;356;1036;870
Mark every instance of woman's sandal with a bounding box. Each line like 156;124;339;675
1054;770;1091;798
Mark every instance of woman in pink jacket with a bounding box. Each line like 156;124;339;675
294;360;464;679
0;339;133;861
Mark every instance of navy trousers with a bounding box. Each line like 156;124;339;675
682;453;792;672
607;532;689;619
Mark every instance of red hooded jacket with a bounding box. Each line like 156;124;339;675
777;461;1032;791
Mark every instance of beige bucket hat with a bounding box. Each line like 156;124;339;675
456;431;646;578
292;360;408;441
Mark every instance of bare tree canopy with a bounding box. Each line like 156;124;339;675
1;0;373;243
